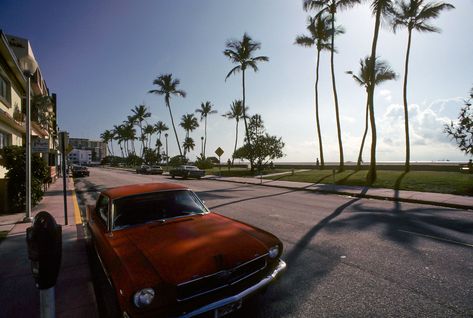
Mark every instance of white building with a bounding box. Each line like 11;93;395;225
68;148;92;165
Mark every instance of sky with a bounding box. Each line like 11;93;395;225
1;0;472;163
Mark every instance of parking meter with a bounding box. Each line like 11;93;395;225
26;211;62;290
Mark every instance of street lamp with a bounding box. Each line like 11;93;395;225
164;133;169;165
19;55;38;223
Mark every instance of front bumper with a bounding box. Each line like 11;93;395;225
177;259;286;318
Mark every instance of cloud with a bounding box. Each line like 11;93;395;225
378;89;392;102
375;97;466;160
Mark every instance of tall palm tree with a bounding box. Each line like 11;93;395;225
100;129;115;157
195;101;217;158
113;124;126;157
347;57;398;169
180;114;199;157
295;14;335;169
224;33;268;170
143;124;155;149
148;74;186;156
124;116;137;155
154;121;169;156
365;0;395;183
391;0;454;172
183;137;195;158
303;0;361;171
223;100;247;165
131;104;151;157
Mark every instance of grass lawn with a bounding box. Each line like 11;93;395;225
264;169;473;196
0;231;8;244
205;167;290;177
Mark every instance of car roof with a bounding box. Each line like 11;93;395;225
102;183;188;200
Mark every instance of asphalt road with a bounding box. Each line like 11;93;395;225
74;167;473;318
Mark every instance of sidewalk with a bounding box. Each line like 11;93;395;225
0;177;98;317
205;175;473;211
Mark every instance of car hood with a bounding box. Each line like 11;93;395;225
124;213;270;285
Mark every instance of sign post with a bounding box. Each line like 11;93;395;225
215;147;224;176
58;132;69;225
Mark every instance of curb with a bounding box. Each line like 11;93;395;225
206;177;473;212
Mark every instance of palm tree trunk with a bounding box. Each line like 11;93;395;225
330;12;344;172
242;69;254;171
403;29;412;172
204;116;207;158
232;120;239;165
110;142;115;156
356;98;370;169
367;8;382;184
315;48;325;168
167;102;183;156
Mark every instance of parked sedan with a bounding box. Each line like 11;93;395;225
71;165;89;177
169;165;205;179
137;165;164;175
86;183;286;318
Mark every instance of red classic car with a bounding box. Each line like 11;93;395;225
86;183;286;317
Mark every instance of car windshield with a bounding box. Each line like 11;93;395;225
186;166;198;170
113;190;208;230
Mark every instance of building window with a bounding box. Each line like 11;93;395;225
0;131;11;149
0;75;11;105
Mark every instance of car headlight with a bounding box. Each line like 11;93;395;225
269;246;279;259
133;288;155;308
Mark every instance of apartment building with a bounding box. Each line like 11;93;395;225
69;138;107;162
0;31;57;213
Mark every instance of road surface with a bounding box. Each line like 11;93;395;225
74;167;473;317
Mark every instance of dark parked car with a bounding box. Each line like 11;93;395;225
136;165;164;175
71;165;89;177
169;165;205;179
86;183;286;317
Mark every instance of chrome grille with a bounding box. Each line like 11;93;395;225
177;254;267;301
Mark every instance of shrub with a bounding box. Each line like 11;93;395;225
195;156;214;169
1;145;49;212
168;155;188;167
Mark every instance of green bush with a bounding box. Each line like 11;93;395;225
169;155;188;167
124;154;143;167
1;146;49;212
195;156;214;169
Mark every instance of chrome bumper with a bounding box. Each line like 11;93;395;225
178;259;286;318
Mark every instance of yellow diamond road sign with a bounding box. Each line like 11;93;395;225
215;147;224;157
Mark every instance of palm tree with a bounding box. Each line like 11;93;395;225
223;100;247;165
295;14;334;169
347;57;398;169
180;114;199;157
131;104;151;157
100;129;115;156
148;74;186;156
124;116;137;155
143;124;155;149
303;0;361;171
195;101;217;158
224;33;268;170
113;124;126;157
183;137;195;158
365;0;395;183
391;0;454;172
154;121;169;156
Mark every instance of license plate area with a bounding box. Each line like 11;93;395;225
214;299;242;318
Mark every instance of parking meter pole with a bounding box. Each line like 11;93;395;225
61;133;68;225
40;287;55;318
